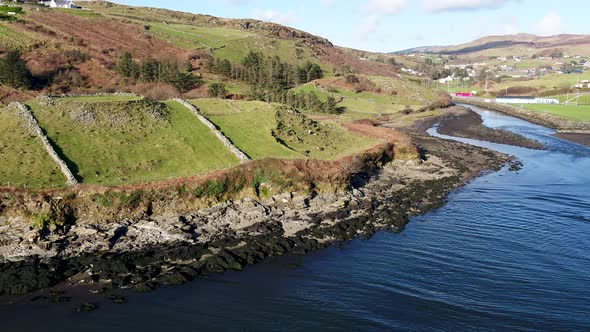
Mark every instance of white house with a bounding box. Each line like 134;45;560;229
49;0;76;8
438;76;453;84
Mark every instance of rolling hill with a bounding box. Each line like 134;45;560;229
394;33;590;57
0;1;403;103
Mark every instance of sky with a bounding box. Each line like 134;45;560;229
112;0;589;52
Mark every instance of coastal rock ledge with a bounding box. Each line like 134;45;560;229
0;134;510;296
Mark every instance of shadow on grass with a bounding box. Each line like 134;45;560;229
45;135;84;183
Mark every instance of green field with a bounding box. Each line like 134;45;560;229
0;6;22;14
148;23;319;65
191;98;378;160
53;8;101;18
26;98;239;185
485;72;590;93
191;99;303;160
549;94;590;105
0;22;38;48
520;104;590;122
0;106;66;188
292;81;430;120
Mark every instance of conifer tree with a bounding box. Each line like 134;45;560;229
0;50;32;89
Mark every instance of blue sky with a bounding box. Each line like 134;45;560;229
113;0;588;52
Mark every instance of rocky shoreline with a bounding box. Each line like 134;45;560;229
0;126;513;298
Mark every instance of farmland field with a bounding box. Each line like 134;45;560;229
191;99;303;160
190;99;378;160
550;94;590;105
0;106;66;188
25;97;239;185
148;23;319;65
520;103;590;122
291;82;429;120
490;72;590;91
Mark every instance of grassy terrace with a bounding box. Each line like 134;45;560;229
292;81;431;120
0;106;66;188
519;104;590;122
148;23;319;65
26;97;239;185
4;93;382;188
191;99;379;160
191;99;303;160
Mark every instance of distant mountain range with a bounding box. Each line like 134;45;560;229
393;34;590;57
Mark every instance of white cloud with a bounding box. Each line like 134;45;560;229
355;15;381;41
361;0;408;16
320;0;337;7
534;11;565;36
423;0;518;13
355;0;406;41
252;9;296;25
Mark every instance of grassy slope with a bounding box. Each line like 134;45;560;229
519;104;590;122
84;3;323;66
292;78;435;120
191;98;378;160
0;22;38;49
190;99;303;160
492;72;590;90
0;107;66;188
26;97;239;185
272;107;378;159
148;23;319;65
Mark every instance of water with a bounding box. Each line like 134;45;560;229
1;106;589;331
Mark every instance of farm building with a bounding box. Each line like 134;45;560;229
49;0;77;8
496;96;559;104
438;76;453;84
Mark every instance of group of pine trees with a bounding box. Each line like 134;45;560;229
209;51;323;90
0;50;32;89
248;87;339;114
115;52;199;92
208;51;336;112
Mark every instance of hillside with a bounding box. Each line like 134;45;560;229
0;104;66;188
0;1;404;104
395;34;590;57
0;1;441;191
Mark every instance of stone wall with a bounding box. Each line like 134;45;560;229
173;98;250;162
46;93;139;98
10;102;78;186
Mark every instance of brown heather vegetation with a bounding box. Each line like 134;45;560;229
20;12;191;61
494;86;538;96
343;120;418;159
320;46;399;77
0;11;209;102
